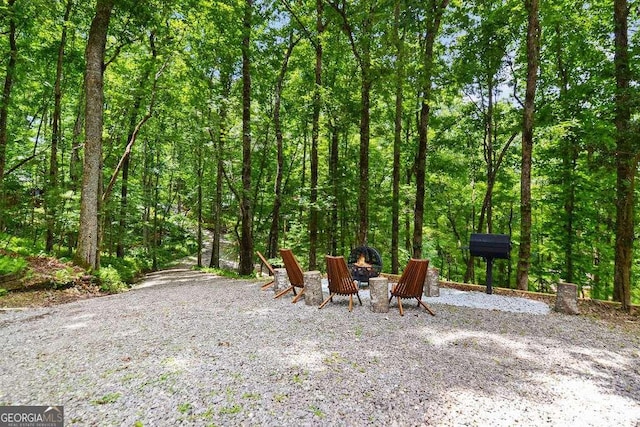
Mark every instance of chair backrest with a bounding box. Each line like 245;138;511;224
256;251;275;275
326;255;358;295
279;248;304;288
393;258;429;298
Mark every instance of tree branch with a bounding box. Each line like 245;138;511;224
102;56;170;203
279;0;318;50
4;147;49;177
327;0;363;69
208;127;240;202
489;131;519;183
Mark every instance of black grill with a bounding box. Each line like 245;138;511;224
347;246;382;285
469;233;511;259
469;233;511;294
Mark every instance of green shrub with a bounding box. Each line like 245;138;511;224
99;256;142;284
0;232;44;256
0;254;27;276
51;266;81;288
97;266;128;294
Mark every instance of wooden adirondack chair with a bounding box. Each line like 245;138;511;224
256;251;276;290
389;258;435;316
274;248;306;303
319;255;362;312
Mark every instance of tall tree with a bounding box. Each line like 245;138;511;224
413;0;449;258
613;0;633;311
553;19;578;283
451;1;520;282
308;0;324;269
46;0;75;252
210;70;232;269
516;0;540;290
74;0;115;270
328;0;376;246
268;34;298;259
391;0;405;274
238;0;254;275
0;0;17;208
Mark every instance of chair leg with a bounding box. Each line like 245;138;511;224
261;280;274;290
348;295;353;312
398;297;404;316
319;293;335;309
274;286;294;299
416;297;436;316
356;292;362;306
291;288;305;303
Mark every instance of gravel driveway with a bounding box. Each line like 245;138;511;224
1;268;639;426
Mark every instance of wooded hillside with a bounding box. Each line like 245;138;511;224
0;0;638;309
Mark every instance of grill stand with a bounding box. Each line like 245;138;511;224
485;258;494;294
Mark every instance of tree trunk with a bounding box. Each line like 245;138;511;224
46;0;73;252
75;0;114;270
463;77;494;283
269;36;297;260
116;155;129;258
516;0;540;290
309;1;323;269
115;95;144;260
151;149;160;270
555;22;578;284
328;123;339;255
405;164;412;254
238;0;254;275
391;0;404;274
357;62;371;246
413;0;449;258
327;1;373;247
210;72;230;268
69;88;84;189
613;0;633;311
116;36;158;258
196;142;203;268
0;0;17;224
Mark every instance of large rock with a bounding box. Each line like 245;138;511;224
273;268;289;295
424;267;440;297
555;282;580;315
303;270;323;306
369;276;389;313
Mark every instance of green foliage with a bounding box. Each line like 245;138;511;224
100;254;149;285
0;233;43;257
96;266;128;294
91;392;121;405
309;405;325;419
218;404;242;415
51;266;81;289
177;402;192;414
0;254;27;276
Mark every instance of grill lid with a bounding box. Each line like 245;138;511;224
469;233;511;259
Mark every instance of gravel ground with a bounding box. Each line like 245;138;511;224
1;268;639;426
